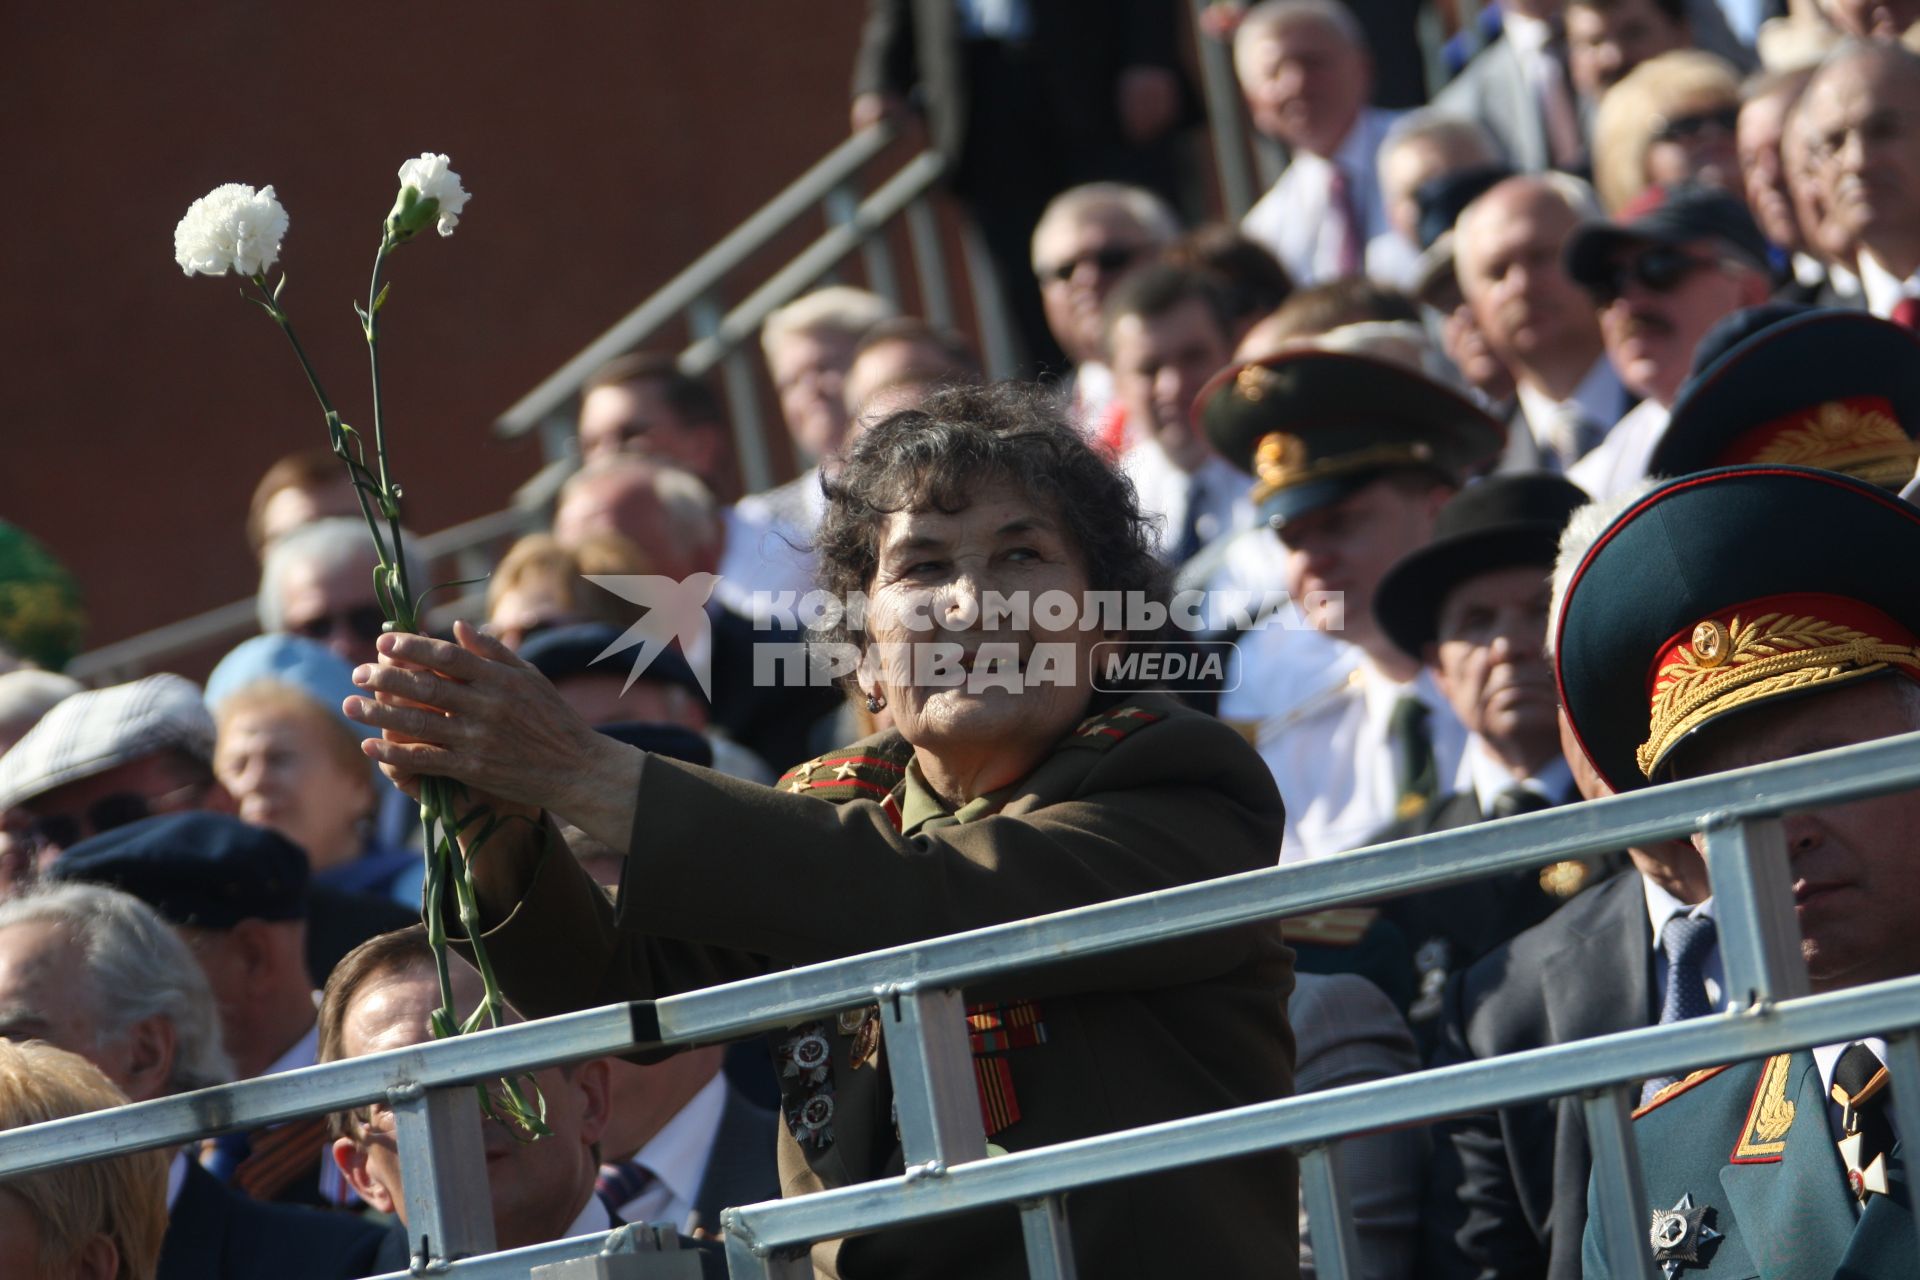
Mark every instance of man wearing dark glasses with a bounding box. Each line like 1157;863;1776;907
258;516;427;667
1561;183;1772;499
0;674;220;877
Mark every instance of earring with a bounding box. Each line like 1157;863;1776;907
865;693;887;714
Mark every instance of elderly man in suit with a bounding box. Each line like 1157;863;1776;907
1364;474;1602;1046
1236;0;1405;287
1565;465;1920;1278
0;882;384;1280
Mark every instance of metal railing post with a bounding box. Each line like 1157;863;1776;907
1298;1144;1359;1280
722;1229;812;1280
903;196;956;331
880;985;987;1169
958;220;1019;380
687;290;773;495
1703;814;1810;1008
391;1082;497;1264
828;184;901;307
1582;1087;1660;1280
1187;0;1259;220
1018;1196;1079;1280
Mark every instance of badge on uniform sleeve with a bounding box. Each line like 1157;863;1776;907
1649;1193;1722;1278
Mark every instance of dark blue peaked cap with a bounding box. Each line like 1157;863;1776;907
49;811;309;927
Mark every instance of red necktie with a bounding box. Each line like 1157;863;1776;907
1327;165;1364;279
1893;296;1920;330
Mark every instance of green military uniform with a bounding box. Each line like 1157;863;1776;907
1556;465;1920;1278
1584;1052;1914;1278
454;692;1297;1280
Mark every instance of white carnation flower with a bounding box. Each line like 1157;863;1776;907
394;153;470;237
173;183;289;278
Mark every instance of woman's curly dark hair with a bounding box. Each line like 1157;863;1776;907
814;381;1170;654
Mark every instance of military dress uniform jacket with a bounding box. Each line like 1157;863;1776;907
458;694;1298;1280
1583;1050;1913;1279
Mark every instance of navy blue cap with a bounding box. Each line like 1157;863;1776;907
595;721;713;768
48;812;310;927
520;622;702;698
1565;184;1772;292
1414;163;1514;251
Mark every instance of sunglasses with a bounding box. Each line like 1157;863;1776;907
1585;246;1723;305
291;604;389;646
1037;245;1143;285
21;782;208;855
1653;106;1739;145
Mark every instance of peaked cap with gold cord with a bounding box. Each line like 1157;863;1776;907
1195;349;1506;526
1650;308;1920;490
1554;465;1920;792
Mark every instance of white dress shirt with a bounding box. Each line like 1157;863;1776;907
1120;445;1253;562
1513;359;1625;472
563;1188;616;1239
721;475;826;615
1463;735;1574;815
1642;881;1726;1013
1567;397;1669;499
1857;250;1920;321
1233;650;1469;863
1243;108;1404;286
606;1071;728;1232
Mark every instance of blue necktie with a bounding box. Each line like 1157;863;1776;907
1641;913;1717;1103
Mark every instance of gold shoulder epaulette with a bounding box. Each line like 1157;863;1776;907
1633;1064;1733;1119
1281;906;1380;946
1062;704;1166;752
777;748;908;802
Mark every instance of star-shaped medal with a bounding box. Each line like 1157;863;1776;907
1648;1193;1722;1278
1838;1132;1892;1201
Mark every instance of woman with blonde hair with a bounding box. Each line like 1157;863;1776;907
1591;50;1744;211
0;1039;169;1279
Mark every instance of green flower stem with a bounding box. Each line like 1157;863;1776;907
245;250;546;1140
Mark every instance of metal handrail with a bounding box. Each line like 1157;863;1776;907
7;728;1920;1280
490;123;900;441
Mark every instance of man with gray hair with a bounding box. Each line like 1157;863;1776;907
1801;40;1920;324
552;456;841;772
0;881;384;1279
1374;111;1505;287
258;516;428;667
1237;0;1403;287
1029;181;1181;429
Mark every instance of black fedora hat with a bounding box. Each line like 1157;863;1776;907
1375;473;1591;657
1196;349;1506;527
1554;465;1920;792
1651;308;1920;490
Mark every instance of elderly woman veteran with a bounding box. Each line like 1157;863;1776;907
345;383;1296;1280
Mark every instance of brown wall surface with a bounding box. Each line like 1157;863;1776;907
1;3;869;666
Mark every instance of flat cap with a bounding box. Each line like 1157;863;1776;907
520;622;703;698
48;811;310;927
0;674;213;811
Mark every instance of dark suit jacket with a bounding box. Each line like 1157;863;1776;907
306;885;419;988
365;1198;628;1276
160;1159;385;1280
706;606;844;776
688;1082;781;1233
1369;789;1602;1050
1585;1051;1913;1278
1421;869;1653;1280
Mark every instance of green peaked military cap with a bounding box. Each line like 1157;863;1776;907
1554;465;1920;793
1195;349;1506;526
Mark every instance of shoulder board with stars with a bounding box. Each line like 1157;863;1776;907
1633;1065;1733;1119
1061;704;1165;752
777;742;910;803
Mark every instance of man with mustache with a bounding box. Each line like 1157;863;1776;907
1560;184;1772;499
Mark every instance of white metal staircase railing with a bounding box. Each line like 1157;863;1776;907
5;731;1920;1279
